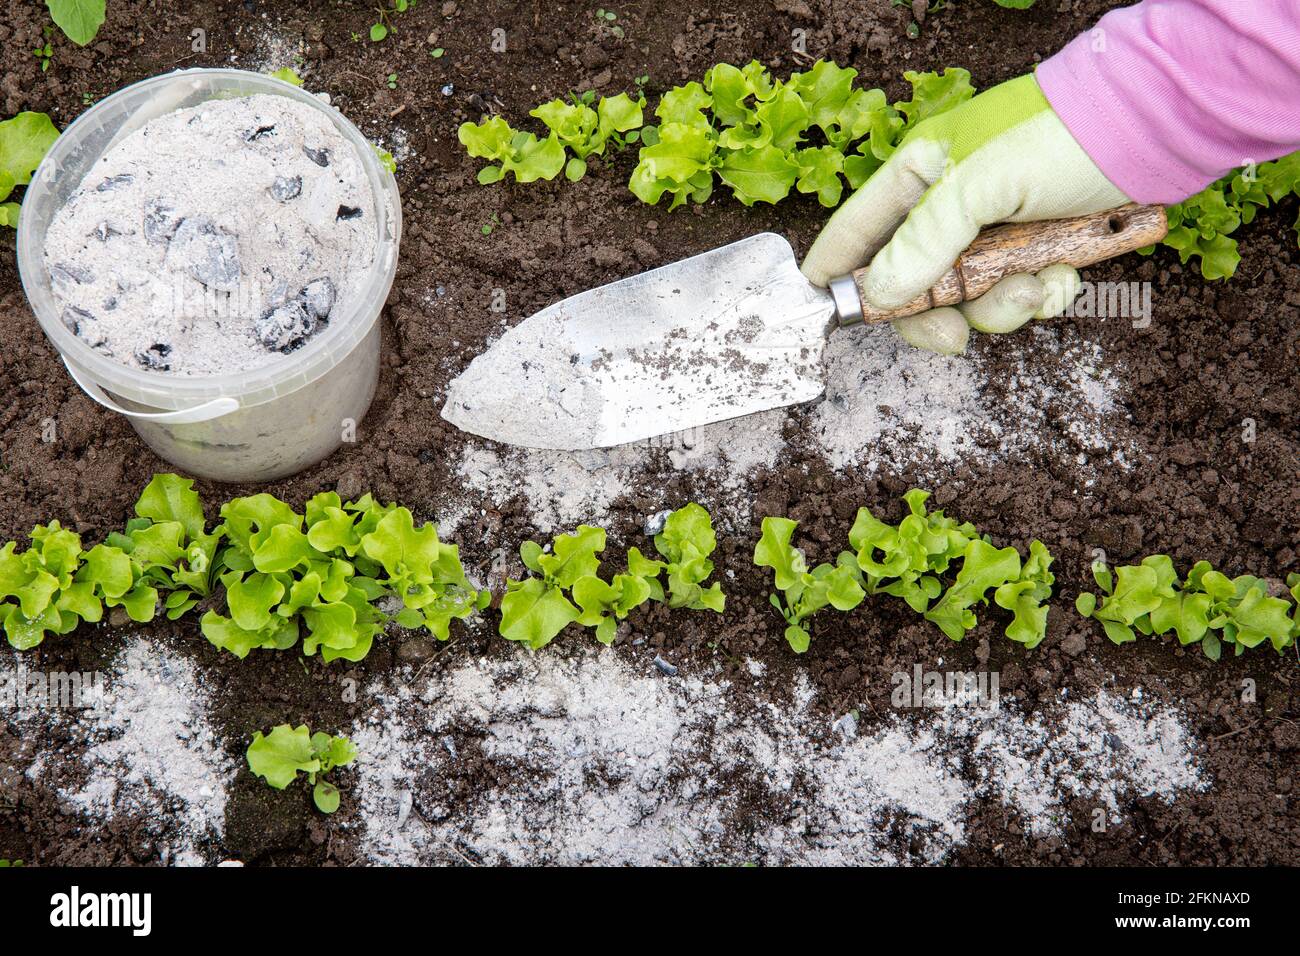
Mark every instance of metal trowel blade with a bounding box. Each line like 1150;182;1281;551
441;233;835;450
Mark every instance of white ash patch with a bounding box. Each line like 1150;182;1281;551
810;322;1137;475
6;636;233;865
351;652;1206;865
447;321;1136;530
453;406;784;532
228;18;307;74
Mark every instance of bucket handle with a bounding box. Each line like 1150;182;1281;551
63;358;240;425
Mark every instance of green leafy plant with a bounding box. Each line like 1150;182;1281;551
46;0;105;46
754;517;864;652
500;504;724;649
201;492;487;662
1076;557;1297;660
0;859;23;867
460;60;973;210
458;115;566;184
105;474;222;621
33;29;54;72
1142;151;1300;280
530;92;645;181
373;144;397;174
631;61;973;209
268;66;303;87
246;725;357;813
0;523;157;650
756;490;1055;653
0;111;60;229
369;0;412;42
595;8;624;38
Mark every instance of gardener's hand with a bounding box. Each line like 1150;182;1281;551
801;74;1131;354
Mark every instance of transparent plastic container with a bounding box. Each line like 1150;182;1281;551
16;69;402;482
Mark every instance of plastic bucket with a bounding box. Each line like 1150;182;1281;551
16;68;402;483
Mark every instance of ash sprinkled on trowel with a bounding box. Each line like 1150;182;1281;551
44;93;376;376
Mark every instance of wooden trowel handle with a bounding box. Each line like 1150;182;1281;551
851;203;1168;324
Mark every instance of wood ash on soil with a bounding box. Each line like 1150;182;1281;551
43;94;377;376
3;636;234;865
448;321;1137;531
349;650;1206;866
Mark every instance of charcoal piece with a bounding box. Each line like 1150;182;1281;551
270;175;302;201
297;277;336;322
243;124;276;142
336;204;362;221
92;220;126;242
50;262;95;286
167;216;241;291
136;343;172;371
96;174;134;192
60;305;94;335
143;197;182;244
303;145;331;167
254;301;317;352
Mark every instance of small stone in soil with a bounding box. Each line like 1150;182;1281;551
255;301;317;352
298;276;336;321
303;145;330;167
832;712;858;739
643;509;672;536
136;342;172;370
652;655;678;676
142;197;182;244
166;216;241;291
269;175;302;202
336;204;363;221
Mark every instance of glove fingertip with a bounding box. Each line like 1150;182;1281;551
892;307;970;356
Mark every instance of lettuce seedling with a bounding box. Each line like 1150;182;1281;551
572;572;653;645
1143;150;1300;279
356;502;489;640
530;91;645;181
0;111;59;228
0;522;156;649
1077;556;1297;659
758;490;1054;652
754;517;864;652
106;474;223;621
246;724;357;814
499;526;602;649
458;115;566;184
501;504;725;648
203;492;485;662
629;503;726;612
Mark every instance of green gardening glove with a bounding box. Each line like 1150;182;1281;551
801;73;1131;354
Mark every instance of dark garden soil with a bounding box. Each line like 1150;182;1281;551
0;0;1297;866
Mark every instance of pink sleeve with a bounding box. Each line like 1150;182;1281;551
1036;0;1300;204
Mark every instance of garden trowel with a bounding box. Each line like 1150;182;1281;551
442;204;1166;450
